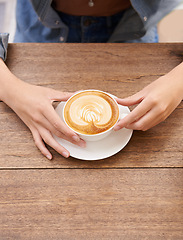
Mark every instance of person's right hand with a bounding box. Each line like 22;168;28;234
1;74;85;159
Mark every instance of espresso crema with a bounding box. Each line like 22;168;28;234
64;91;119;135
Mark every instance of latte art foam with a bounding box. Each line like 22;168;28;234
81;105;101;123
64;91;119;135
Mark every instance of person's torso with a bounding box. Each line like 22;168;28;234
52;0;131;16
14;0;182;43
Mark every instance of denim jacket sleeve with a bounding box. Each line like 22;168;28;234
108;0;182;43
0;33;9;61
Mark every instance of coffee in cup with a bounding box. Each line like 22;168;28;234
63;90;120;141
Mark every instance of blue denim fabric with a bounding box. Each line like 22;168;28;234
58;11;159;43
14;0;63;43
58;11;127;43
27;0;181;43
14;4;158;44
125;25;159;43
1;0;181;60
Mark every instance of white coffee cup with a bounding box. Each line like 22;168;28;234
63;90;128;142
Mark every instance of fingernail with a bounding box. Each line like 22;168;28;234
46;154;52;160
79;141;86;148
72;135;80;142
62;151;69;158
114;125;121;131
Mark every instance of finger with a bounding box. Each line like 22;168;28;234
126;107;164;131
126;101;176;131
31;113;72;140
116;91;144;106
114;98;152;130
39;127;70;158
49;90;74;102
32;114;86;148
57;132;86;148
42;104;81;142
31;128;53;160
36;119;86;147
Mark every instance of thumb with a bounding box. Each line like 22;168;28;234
116;91;144;106
50;90;74;102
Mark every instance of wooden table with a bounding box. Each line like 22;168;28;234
0;43;183;239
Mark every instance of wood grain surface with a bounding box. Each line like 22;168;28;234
0;43;182;168
0;43;183;239
0;169;183;239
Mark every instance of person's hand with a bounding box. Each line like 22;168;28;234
114;63;183;131
3;80;85;159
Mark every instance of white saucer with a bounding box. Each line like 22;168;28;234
54;102;133;161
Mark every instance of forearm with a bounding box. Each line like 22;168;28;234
0;33;26;104
166;61;183;100
0;58;26;104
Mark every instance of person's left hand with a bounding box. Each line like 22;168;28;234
114;64;183;131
